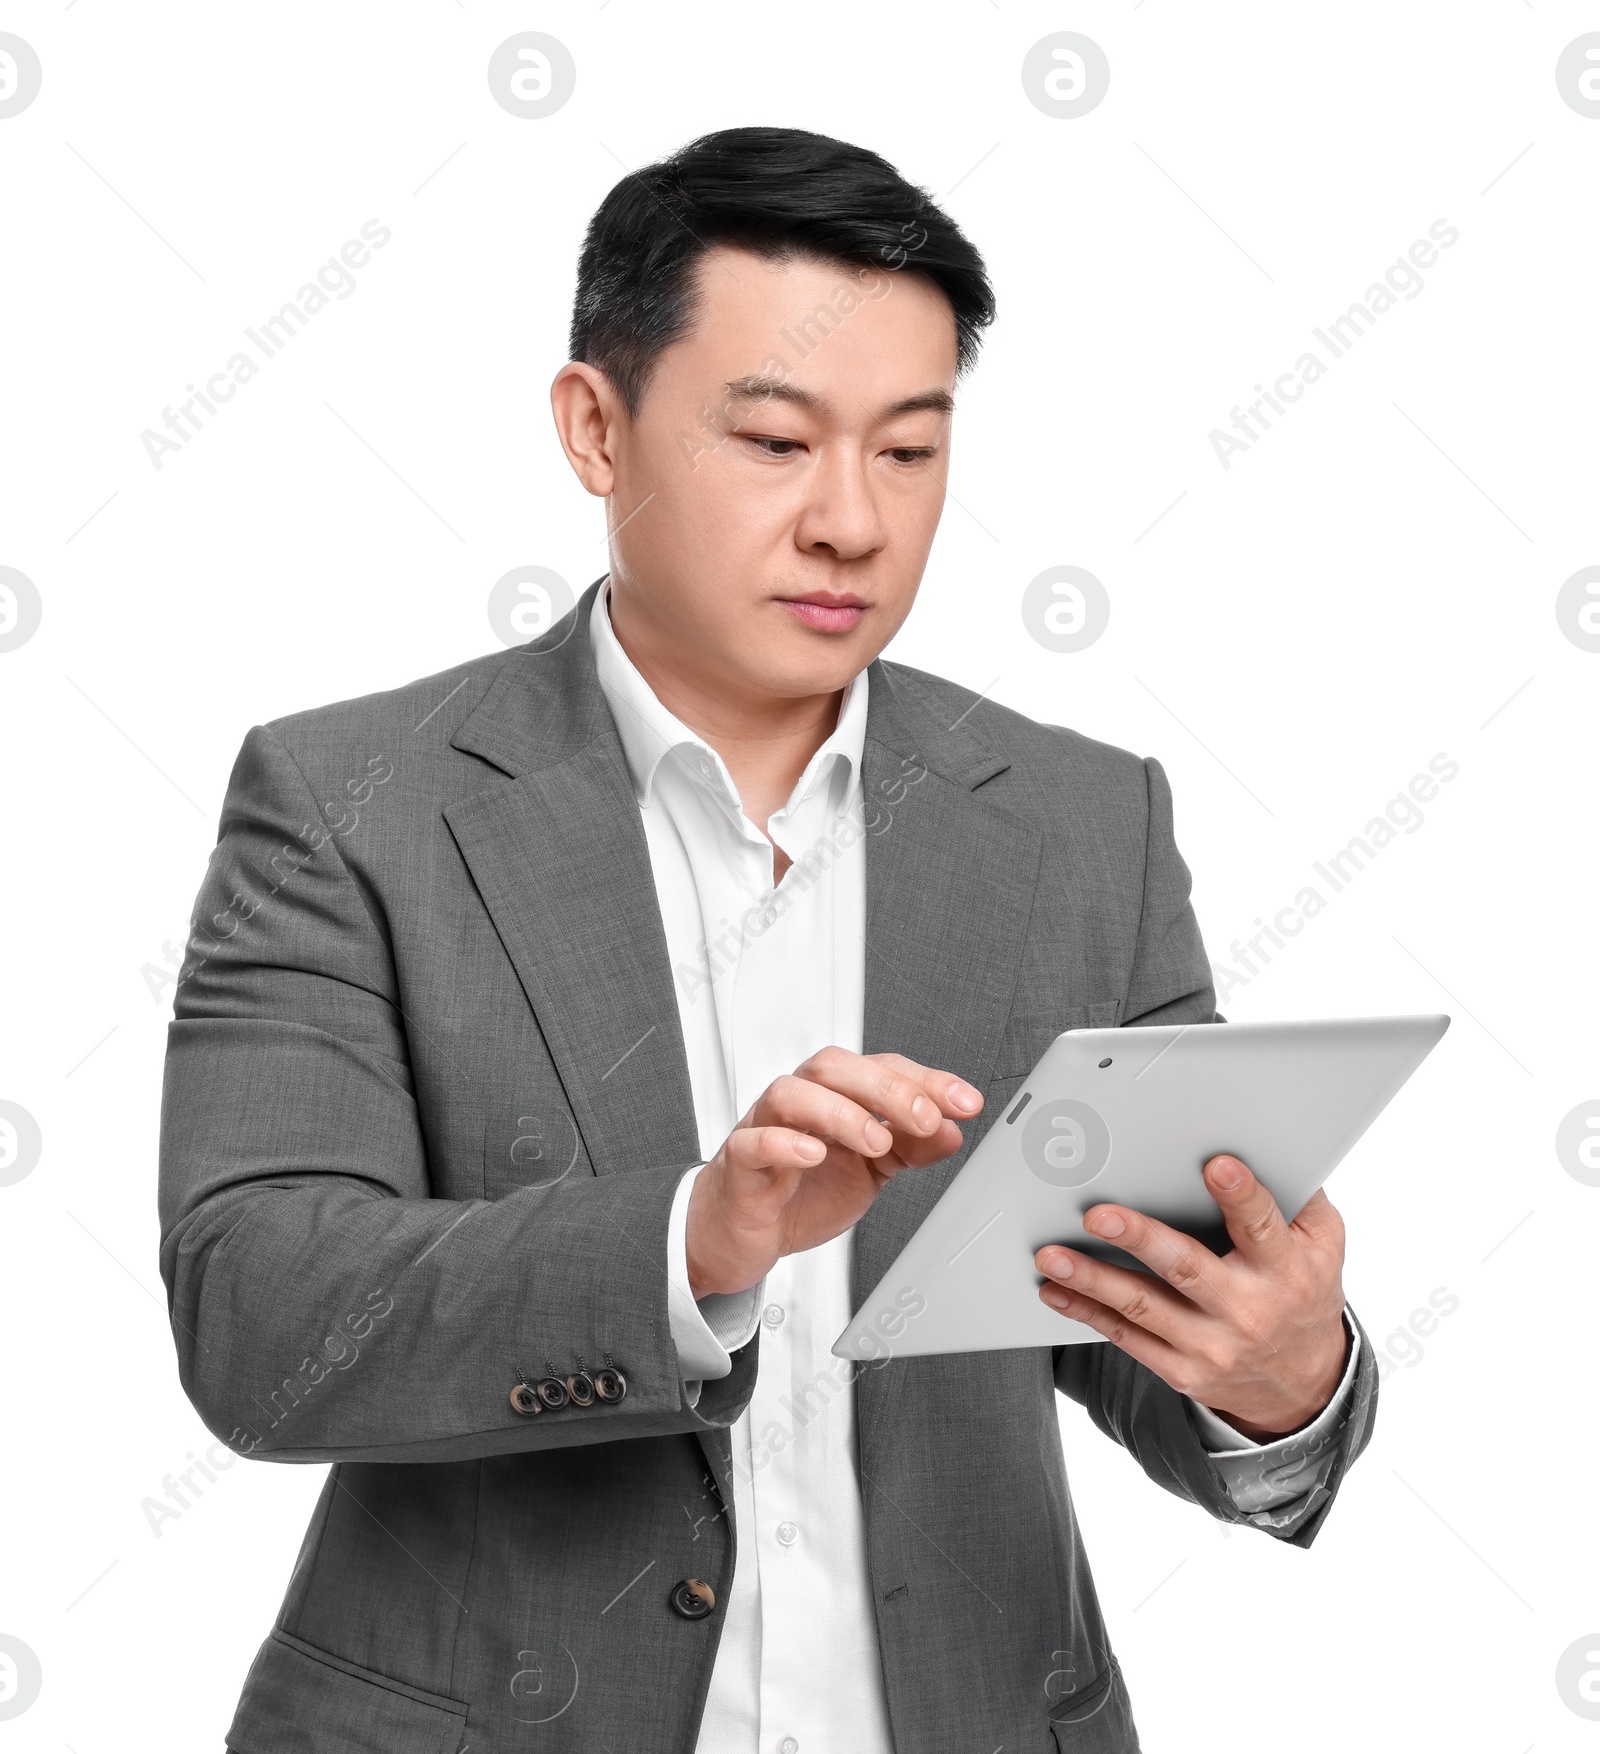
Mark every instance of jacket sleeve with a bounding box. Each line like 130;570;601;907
1052;755;1380;1547
158;724;758;1466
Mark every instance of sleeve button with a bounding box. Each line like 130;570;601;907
536;1377;569;1411
565;1371;596;1407
509;1382;541;1417
594;1367;627;1403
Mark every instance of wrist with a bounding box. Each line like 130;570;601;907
683;1165;719;1299
684;1214;717;1301
1210;1315;1349;1441
686;1243;715;1302
684;1171;753;1300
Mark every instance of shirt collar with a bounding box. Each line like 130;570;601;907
589;580;869;811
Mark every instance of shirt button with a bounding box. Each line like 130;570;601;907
776;1521;799;1547
779;1738;800;1754
762;1304;785;1328
759;905;777;927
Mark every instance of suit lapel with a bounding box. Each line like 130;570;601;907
444;582;702;1181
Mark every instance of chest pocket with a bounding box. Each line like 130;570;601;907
992;999;1123;1080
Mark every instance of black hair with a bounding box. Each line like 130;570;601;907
569;126;995;414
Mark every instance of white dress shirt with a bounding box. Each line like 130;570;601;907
588;584;1362;1754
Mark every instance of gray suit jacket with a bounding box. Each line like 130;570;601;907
159;577;1377;1754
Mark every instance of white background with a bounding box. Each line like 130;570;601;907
1;3;1597;1748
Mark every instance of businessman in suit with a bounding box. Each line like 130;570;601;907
161;127;1375;1753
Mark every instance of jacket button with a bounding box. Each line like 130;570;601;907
509;1382;541;1417
565;1371;596;1408
669;1578;716;1620
536;1377;569;1411
594;1367;627;1403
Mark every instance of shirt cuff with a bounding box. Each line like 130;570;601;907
666;1163;766;1406
1185;1306;1362;1515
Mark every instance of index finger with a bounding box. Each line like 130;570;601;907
866;1051;984;1119
787;1048;981;1148
1075;1202;1232;1316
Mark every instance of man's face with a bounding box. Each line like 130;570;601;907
572;246;959;702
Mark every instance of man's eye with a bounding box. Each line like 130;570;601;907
747;436;801;457
889;447;934;464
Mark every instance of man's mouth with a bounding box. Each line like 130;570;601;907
777;593;868;633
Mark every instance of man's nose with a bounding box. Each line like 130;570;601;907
793;448;886;561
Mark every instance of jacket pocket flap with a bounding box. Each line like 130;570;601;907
1048;1655;1138;1750
995;1006;1089;1078
227;1630;467;1754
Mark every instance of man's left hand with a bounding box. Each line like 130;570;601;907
1034;1153;1348;1442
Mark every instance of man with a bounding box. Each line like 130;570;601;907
160;127;1374;1754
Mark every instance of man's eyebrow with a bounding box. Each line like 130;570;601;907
879;388;955;418
721;376;955;420
723;375;824;412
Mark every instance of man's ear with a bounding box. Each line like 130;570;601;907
550;361;622;498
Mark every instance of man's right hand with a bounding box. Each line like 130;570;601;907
684;1047;984;1299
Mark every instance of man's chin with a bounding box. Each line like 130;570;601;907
741;645;874;702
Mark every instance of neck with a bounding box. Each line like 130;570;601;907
606;584;845;840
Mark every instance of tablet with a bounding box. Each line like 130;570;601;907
832;1013;1449;1361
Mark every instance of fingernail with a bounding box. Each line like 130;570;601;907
950;1082;981;1113
1041;1286;1069;1310
798;1138;826;1162
1088;1210;1124;1237
1211;1158;1243;1189
911;1095;938;1130
866;1120;893;1152
1043;1250;1073;1278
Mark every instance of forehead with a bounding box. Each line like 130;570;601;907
660;244;958;408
